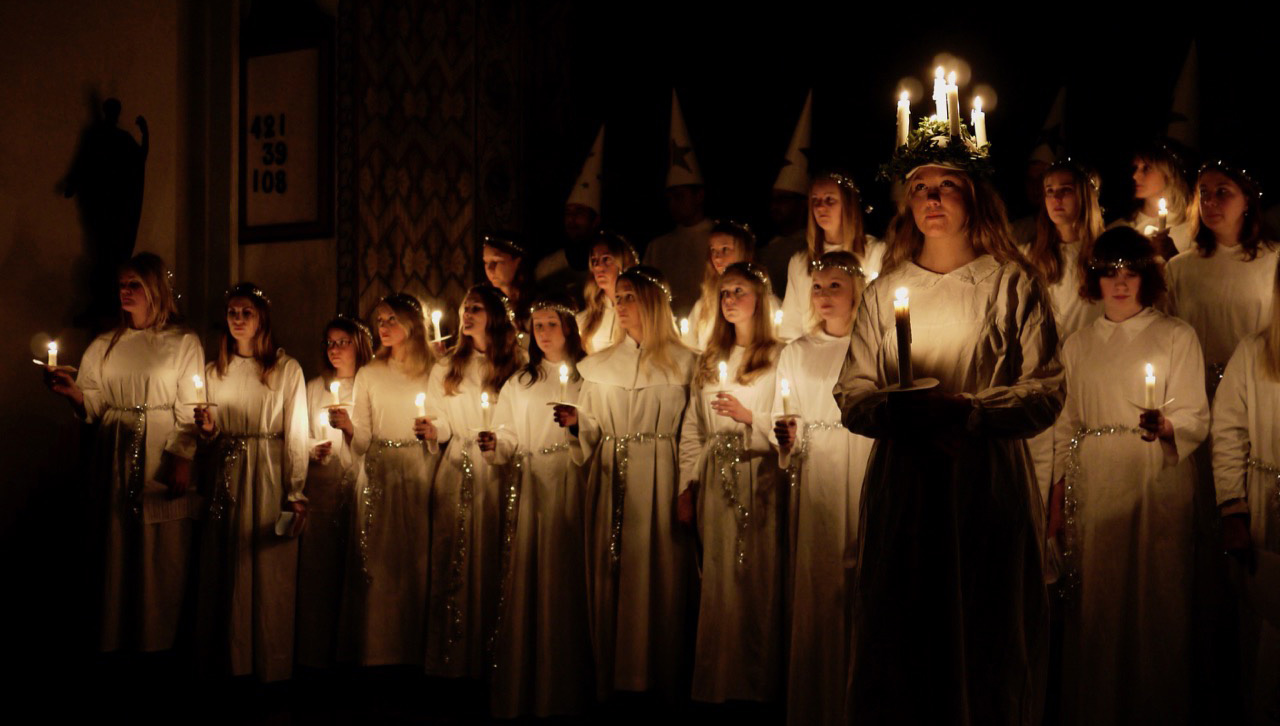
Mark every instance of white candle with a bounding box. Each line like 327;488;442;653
481;391;492;430
559;363;569;401
431;309;443;340
679;317;689;337
1157;198;1168;232
47;342;58;367
896;90;911;148
946;71;960;137
773;309;784;336
415;392;427;418
1144;363;1156;409
971;96;987;146
718;360;728;389
329;380;341;407
780;377;794;417
192;374;206;403
933;66;947;121
894;287;914;387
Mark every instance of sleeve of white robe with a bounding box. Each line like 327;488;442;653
1161;324;1210;465
163;332;205;461
423;363;449;455
779;252;809;342
351;366;373;457
281;358;310;502
677;380;706;494
75;337;108;423
568;380;603;466
1211;337;1252;506
1051;338;1084;487
834;283;891;438
490;377;519;466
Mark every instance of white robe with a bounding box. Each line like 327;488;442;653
644;217;714;316
678;345;786;704
571;337;696;698
1167;244;1279;373
680;292;782;354
835;255;1063;725
1053;308;1209;725
578;298;620;355
1212;333;1280;722
422;355;513;678
196;353;309;682
76;326;204;652
773;332;873;724
297;373;358;668
340;358;438;666
488;360;593;717
1110;212;1194;255
777;237;886;341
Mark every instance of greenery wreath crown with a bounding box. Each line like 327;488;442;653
880;117;992;183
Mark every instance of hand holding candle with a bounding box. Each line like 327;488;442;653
431;309;444;341
47;342;58;367
894;287;914;388
415;392;427;418
1144;363;1156;409
559;363;570;401
329;380;341;407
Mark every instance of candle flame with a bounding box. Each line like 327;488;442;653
1145;363;1155;377
935;66;944;79
431;309;442;323
973;96;983;111
894;287;909;303
679;317;689;334
773;309;783;325
780;378;791;396
330;381;340;395
481;391;490;407
948;70;957;85
559;363;569;379
415;392;426;407
718;361;728;378
192;374;204;388
1158;198;1168;214
899;90;909;102
48;342;57;353
867;271;879;282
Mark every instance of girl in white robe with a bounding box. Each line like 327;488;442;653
339;293;438;666
296;316;373;668
680;220;781;353
558;265;697;700
44;253;204;653
577;231;638;354
421;284;523;678
778;172;886;341
835;164;1063;725
486;297;593;717
1047;228;1209;725
677;261;785;705
193;283;310;682
1107;142;1195;258
771;252;873;724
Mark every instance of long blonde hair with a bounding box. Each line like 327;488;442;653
372;293;435;378
805;171;868;265
1130;145;1194;227
581;231;638;349
694;262;780;388
442;285;524;396
105;252;181;359
1030;161;1105;284
694;220;757;331
615;265;688;377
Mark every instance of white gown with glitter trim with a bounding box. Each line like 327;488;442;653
1167;244;1279;377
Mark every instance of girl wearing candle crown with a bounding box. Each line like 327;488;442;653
1109;140;1195;259
191;283;309;681
769;250;873;725
1211;261;1280;723
485;294;593;718
43;252;204;654
577;230;639;354
421;284;524;678
296;315;373;668
556;265;696;701
338;292;438;666
1046;226;1208;724
776;171;885;341
676;261;785;706
681;220;781;352
1022;158;1106;499
834;114;1065;725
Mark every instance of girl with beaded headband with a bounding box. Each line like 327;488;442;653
191;282;310;681
1109;140;1196;259
338;292;439;666
1044;226;1208;724
578;230;638;354
485;293;593;717
777;171;885;340
482;232;535;336
675;260;786;705
1167;160;1278;397
421;284;525;677
768;250;874;723
556;264;697;699
682;220;781;353
296;314;373;668
43;252;205;655
835;113;1064;723
1211;257;1280;723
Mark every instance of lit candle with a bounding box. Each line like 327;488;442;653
896;90;911;148
481;391;492;430
47;342;58;367
933;66;947;121
1157;198;1168;232
192;374;206;403
893;287;914;387
773;309;784;336
780;377;794;417
971;96;987;146
718;360;728;389
415;392;427;418
679;317;689;337
431;309;443;341
559;363;570;401
1144;363;1156;409
329;380;341;407
946;71;960;137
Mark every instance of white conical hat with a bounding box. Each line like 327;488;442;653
1029;86;1066;165
1167;41;1198;149
567;124;604;213
666;90;704;188
773;90;812;195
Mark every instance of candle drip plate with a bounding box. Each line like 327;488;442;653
880;377;940;394
545;401;577;408
33;360;78;373
1127;397;1176;412
181;402;218;408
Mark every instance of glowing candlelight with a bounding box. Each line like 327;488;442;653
896;90;911;148
971;96;987;145
1144;363;1156;409
933;66;947;121
559;363;570;401
718;360;729;389
773;309;784;336
481;391;492;430
1157;198;1168;232
946;71;960;137
431;309;443;341
329;380;340;407
46;342;58;367
679;317;689;337
894;287;914;387
192;374;206;403
780;378;794;417
415;392;427;418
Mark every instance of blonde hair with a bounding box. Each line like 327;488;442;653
615;265;689;377
215;283;279;385
442;285;524;396
694;262;780;388
694;221;757;335
1130;149;1194;228
106;252;181;359
806;250;867;335
581;231;638;351
1030;162;1105;284
805;172;868;265
372;293;435;378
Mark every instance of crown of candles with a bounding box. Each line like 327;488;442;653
882;66;992;182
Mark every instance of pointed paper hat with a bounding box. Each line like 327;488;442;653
567;124;604;213
1166;41;1198;149
1029;87;1066;165
666;90;704;188
773;90;812;195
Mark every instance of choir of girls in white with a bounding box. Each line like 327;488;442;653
41;117;1280;726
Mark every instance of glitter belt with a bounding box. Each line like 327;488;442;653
1058;424;1143;600
443;446;478;662
209;431;284;521
104;402;175;518
709;431;753;567
1208;362;1227;398
785;420;846;491
602;432;675;568
358;438;420;580
1249;457;1280;552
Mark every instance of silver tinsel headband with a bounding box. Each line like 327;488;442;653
809;258;865;279
381;293;425;319
226;283;271;306
619;266;673;303
529;299;580;317
482;233;526;257
334;313;373;341
1086;257;1156;273
1199;159;1263;199
722;261;771;288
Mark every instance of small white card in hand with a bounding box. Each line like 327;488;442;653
274;511;296;537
